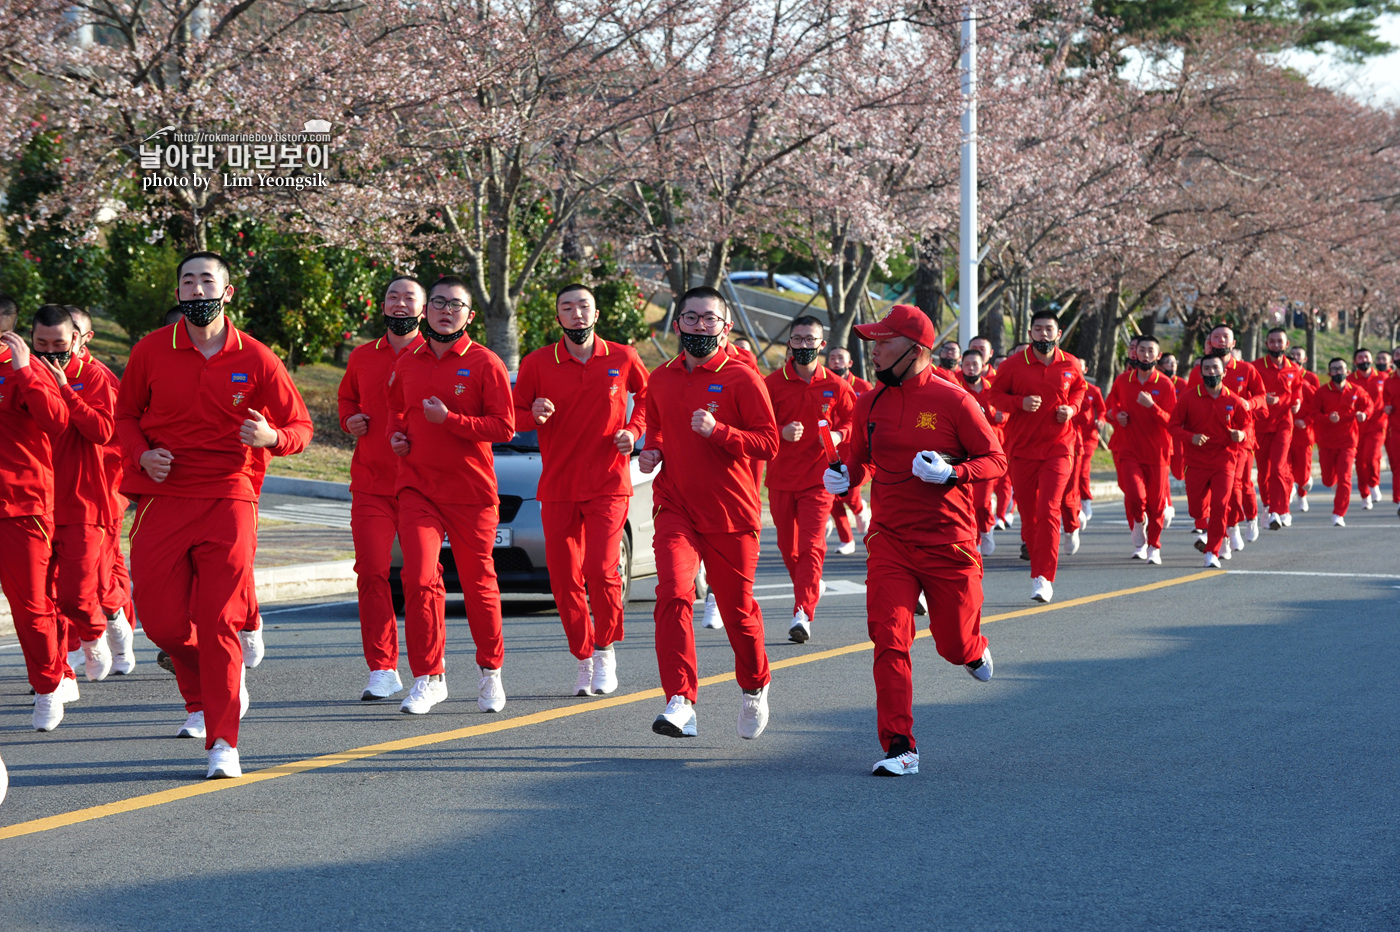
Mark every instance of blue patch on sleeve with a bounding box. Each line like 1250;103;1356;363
231;373;249;383
708;383;723;393
72;383;84;391
608;368;620;377
822;390;834;397
457;368;472;377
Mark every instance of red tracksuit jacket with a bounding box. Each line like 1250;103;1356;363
338;333;426;496
0;348;69;519
764;361;855;492
116;322;312;501
1076;382;1107;451
512;338;648;502
1250;355;1304;435
1105;369;1177;465
53;353;120;527
387;334;514;505
845;366;1006;547
988;347;1087;459
1168;386;1251;469
646;351;779;534
1351;370;1388;440
1303;379;1371;450
1384;376;1400;441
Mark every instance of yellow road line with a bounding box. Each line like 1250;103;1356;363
0;570;1218;842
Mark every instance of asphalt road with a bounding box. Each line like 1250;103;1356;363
1;494;1397;930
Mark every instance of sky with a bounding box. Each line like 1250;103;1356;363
1283;13;1400;109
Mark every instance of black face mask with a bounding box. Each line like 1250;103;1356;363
35;349;72;367
1202;373;1222;389
790;347;819;366
1208;346;1231;359
180;298;223;327
965;372;982;384
938;356;958;370
829;366;848;377
875;344;918;388
1160;367;1177;379
679;331;720;359
1031;338;1056;355
562;324;594;345
384;314;420;336
1331;373;1347;385
1356;360;1371;372
1377;360;1391;372
427;324;467;344
1267;348;1285;359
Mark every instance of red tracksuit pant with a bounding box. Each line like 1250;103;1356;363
352;492;410;671
50;524;108;663
1290;430;1315;495
993;472;1015;521
99;515;133;619
829;485;866;545
1009;454;1074;581
541;495;628;659
1356;432;1383;498
129;496;256;750
770;486;833;620
0;515;64;695
1184;460;1236;556
1254;429;1293;516
969;480;995;536
865;529;987;753
1318;445;1356;516
652;509;770;703
1388;433;1400;503
1231;449;1257;524
1074;446;1095;501
1115;459;1168;548
397;488;503;676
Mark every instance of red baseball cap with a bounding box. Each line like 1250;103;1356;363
853;304;937;348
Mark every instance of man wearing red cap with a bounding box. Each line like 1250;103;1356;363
824;346;873;555
1300;357;1371;526
1105;335;1176;563
988;310;1086;603
641;286;779;741
764;315;855;643
1251;329;1304;529
825;304;1004;777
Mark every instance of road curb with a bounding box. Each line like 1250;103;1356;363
262;475;352;501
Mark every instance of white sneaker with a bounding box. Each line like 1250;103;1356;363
239;666;249;719
872;748;919;776
1203;552;1222;568
652;694;696;737
1131;544;1148;561
81;634;113;682
788;609;811;644
836;539;856;555
206;739;241;779
1146;546;1162;565
1221;539;1232;560
1333;513;1346;527
1363;496;1374;511
700;592;723;629
965;645;993;682
979;530;996;556
1290;487;1298;504
33;691;64;731
574;657;596;697
1268;512;1282;531
361;669;404;700
400;674;448;714
1004;511;1017;528
1299;495;1310;512
819;578;827;598
1163;504;1175;528
1068;528;1081;555
56;676;80;704
915;592;928;616
1304;477;1314;493
0;751;7;806
67;647;84;675
994;517;1007;530
1031;576;1053;603
177;710;206;738
737;683;770;739
1081;499;1094;522
591;646;618;695
238;625;265;668
855;508;870;535
825;517;834;540
478;667;506;713
107;609;136;674
1246;517;1260;541
1130;521;1146;548
1228;525;1245;551
1281;512;1293;527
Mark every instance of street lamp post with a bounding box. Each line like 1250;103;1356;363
958;3;978;349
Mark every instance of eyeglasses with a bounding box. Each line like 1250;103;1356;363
679;312;726;330
789;337;822;348
429;297;469;311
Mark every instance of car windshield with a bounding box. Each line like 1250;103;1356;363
494;429;539;454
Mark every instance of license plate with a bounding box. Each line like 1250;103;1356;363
494;527;512;548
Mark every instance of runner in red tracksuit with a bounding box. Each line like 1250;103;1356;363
388;276;515;716
1168;356;1249;565
988;311;1086;603
1287;347;1322;511
117;253;312;778
1105;336;1176;562
932;342;962;383
1384;351;1400;515
1;303;71;731
31;306;120;684
1186;329;1267;547
1350;349;1387;508
826;304;1004;777
1251;329;1304;529
957;350;1003;556
825;346;873;553
514;283;648;697
1156;355;1187;524
337;276;430;701
641;286;779;741
1301;359;1372;524
764;316;855;644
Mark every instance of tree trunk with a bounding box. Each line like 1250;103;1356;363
1239;318;1259;363
914;232;945;330
1095;284;1121;389
982;264;1004;354
1304;309;1318;373
702;240;731;288
484;293;521;371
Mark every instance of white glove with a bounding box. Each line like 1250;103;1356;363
823;464;851;495
912;450;954;484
